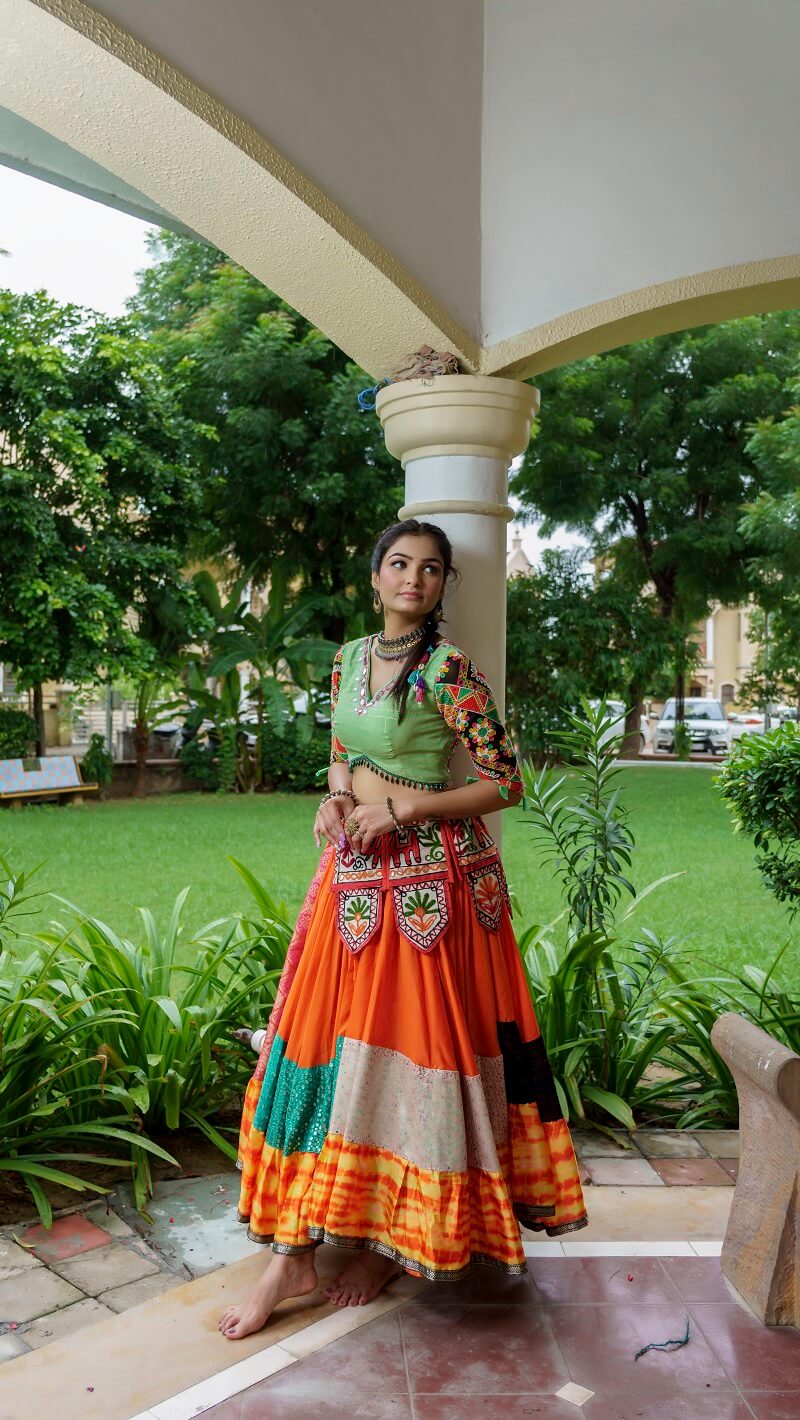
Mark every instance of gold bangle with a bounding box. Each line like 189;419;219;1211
320;788;357;809
385;796;404;832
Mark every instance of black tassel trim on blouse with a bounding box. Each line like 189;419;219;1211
347;755;448;792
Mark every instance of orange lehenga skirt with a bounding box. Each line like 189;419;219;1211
237;815;588;1280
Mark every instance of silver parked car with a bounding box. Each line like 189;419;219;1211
655;697;732;755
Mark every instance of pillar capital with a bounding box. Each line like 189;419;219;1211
376;375;540;467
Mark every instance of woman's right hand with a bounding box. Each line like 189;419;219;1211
314;794;355;849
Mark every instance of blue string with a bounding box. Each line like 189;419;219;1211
357;377;393;412
634;1316;691;1361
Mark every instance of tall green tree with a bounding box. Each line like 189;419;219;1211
738;605;800;716
741;356;800;594
0;289;210;749
512;313;800;713
505;549;674;760
130;233;402;640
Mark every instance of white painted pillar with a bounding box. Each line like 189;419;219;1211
376;376;539;794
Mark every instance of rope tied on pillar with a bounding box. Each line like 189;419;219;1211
357;345;462;411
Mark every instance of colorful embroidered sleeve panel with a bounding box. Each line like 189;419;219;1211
329;645;349;766
433;648;523;797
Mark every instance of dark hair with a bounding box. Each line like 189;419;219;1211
371;519;458;721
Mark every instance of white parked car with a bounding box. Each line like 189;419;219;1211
728;710;766;740
655;698;731;755
728;705;797;740
588;700;651;752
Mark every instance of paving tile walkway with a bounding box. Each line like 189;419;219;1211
0;1205;181;1359
197;1254;799;1420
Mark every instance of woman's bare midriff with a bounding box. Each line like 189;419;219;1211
351;764;401;804
351;764;447;807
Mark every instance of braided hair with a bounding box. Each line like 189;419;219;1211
370;519;458;722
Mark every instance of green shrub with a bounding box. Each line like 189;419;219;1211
37;858;290;1210
518;700;800;1133
0;941;176;1226
0;856;174;1224
0;707;36;757
81;733;114;791
261;718;330;792
178;734;220;791
716;722;800;914
180;717;329;794
1;853;292;1223
519;700;688;1132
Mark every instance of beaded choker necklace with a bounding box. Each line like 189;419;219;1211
374;625;426;660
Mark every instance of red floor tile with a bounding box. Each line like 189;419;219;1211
400;1301;568;1393
744;1395;800;1419
661;1257;739;1303
255;1311;408;1397
545;1300;734;1395
690;1303;800;1391
720;1159;740;1180
528;1256;682;1305
414;1264;540;1306
19;1214;111;1263
650;1158;734;1185
414;1395;755;1419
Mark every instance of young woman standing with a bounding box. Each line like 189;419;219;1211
220;519;587;1339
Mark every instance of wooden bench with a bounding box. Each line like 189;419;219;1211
711;1011;800;1327
0;755;98;807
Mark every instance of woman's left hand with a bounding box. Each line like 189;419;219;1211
344;792;419;852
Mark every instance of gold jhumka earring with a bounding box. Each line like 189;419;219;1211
373;590;382;614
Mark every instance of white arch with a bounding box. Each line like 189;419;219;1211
3;0;800;378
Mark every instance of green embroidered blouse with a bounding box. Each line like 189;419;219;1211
324;635;523;796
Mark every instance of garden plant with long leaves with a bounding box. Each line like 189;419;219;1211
519;700;712;1136
0;853;291;1221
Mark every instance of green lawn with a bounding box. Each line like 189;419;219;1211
3;768;797;980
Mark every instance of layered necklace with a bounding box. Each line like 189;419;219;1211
374;624;426;661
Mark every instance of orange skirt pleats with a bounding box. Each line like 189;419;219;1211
237;844;589;1279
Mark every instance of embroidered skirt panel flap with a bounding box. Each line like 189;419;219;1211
331;816;509;955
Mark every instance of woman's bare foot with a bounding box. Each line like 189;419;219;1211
218;1251;318;1340
324;1251;404;1308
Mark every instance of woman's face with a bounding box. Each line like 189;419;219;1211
373;535;446;620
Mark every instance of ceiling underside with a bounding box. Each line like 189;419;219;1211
2;0;799;376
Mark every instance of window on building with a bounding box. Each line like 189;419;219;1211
720;682;735;703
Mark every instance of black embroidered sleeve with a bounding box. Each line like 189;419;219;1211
433;650;523;797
